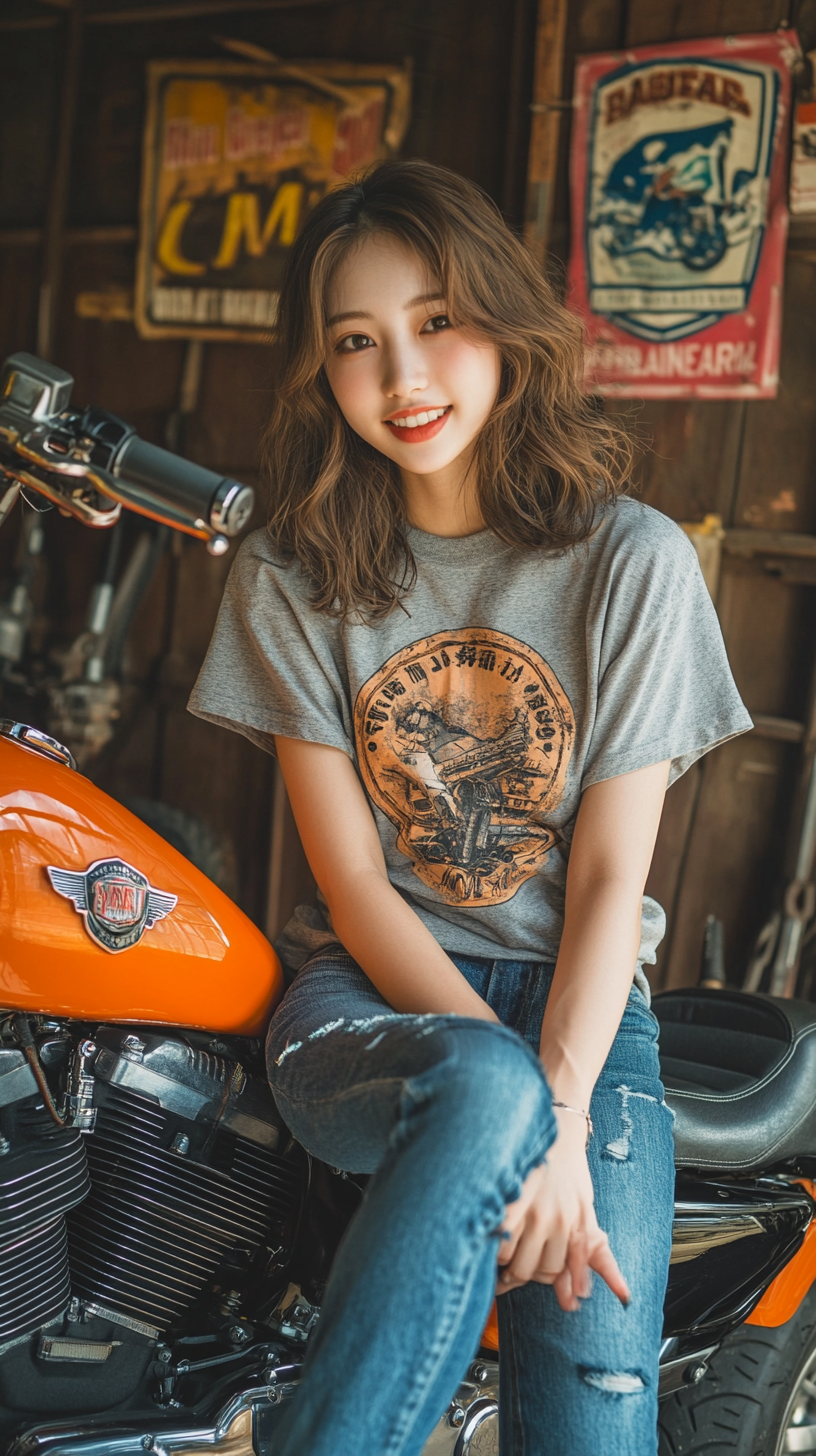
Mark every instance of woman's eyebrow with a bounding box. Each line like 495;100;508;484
326;293;445;328
326;308;373;327
406;292;445;309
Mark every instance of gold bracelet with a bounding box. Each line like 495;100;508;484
552;1100;594;1150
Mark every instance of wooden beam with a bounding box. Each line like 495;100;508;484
523;0;569;265
724;528;816;560
752;714;806;743
501;0;535;221
0;16;59;28
85;0;343;22
38;0;84;360
0;229;44;247
0;225;138;247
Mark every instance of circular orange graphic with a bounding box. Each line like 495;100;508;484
354;629;575;906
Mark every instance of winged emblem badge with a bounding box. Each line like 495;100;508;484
47;858;178;953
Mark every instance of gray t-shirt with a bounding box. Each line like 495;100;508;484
189;498;752;999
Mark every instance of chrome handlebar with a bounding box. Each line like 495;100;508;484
0;353;254;555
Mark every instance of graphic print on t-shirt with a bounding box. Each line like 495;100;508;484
354;629;575;905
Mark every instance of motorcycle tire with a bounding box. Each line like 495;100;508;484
658;1284;816;1455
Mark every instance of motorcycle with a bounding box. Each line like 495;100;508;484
1;352;816;1456
592;119;761;275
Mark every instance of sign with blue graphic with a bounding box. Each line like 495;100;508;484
569;34;798;397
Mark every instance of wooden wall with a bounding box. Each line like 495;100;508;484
0;0;537;929
1;0;815;992
549;0;816;990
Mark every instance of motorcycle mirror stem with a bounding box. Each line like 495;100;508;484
0;353;255;554
698;913;727;988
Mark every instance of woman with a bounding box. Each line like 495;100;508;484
190;158;751;1455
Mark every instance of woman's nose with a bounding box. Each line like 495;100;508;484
381;338;429;398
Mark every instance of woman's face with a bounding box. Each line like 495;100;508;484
323;234;501;479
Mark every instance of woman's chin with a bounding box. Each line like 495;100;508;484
376;434;473;476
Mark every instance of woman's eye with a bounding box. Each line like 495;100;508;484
336;333;374;353
420;314;452;334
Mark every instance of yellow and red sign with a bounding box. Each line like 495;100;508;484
136;59;411;341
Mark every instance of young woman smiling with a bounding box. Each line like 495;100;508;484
190;160;751;1456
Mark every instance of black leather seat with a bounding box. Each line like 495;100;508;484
654;988;816;1174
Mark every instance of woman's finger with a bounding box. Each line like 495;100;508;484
508;1218;570;1288
496;1226;520;1271
552;1265;580;1313
565;1230;592;1301
588;1234;630;1306
499;1166;544;1233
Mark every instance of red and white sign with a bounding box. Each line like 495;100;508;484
568;32;799;398
790;99;816;214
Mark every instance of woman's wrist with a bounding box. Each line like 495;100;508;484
552;1100;593;1149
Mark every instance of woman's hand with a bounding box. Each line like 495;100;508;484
496;1109;630;1312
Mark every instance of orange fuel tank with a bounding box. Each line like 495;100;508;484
0;733;284;1034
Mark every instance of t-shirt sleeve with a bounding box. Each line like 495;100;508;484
187;531;354;760
582;515;753;788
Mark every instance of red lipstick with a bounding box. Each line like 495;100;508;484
384;406;451;444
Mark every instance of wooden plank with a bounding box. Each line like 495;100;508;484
0;25;60;232
727;259;816;539
0;17;59;30
85;0;341;22
0;248;41;363
501;0;539;220
38;0;83;359
725;529;816;559
663;735;795;988
523;0;569;263
0;226;131;253
185;343;276;476
608;399;748;525
624;0;788;45
753;714;806;743
644;764;702;991
576;0;627;51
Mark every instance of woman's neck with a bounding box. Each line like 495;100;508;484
400;452;486;539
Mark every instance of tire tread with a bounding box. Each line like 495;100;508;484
658;1291;816;1456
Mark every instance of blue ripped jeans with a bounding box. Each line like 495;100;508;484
265;952;675;1456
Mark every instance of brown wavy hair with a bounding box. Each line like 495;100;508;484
263;158;631;619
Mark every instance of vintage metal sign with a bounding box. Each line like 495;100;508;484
136;59;411;341
47;859;178;953
568;32;799;398
790;99;816;214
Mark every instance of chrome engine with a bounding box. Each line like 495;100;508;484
0;1020;305;1447
0;1047;90;1348
69;1029;299;1335
0;1022;501;1456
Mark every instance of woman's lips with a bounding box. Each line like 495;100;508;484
384;406;451;444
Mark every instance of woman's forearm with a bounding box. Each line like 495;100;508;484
538;875;642;1106
539;761;670;1108
326;869;498;1022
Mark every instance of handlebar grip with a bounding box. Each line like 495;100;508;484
114;437;254;537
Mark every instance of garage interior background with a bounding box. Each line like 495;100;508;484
1;0;815;993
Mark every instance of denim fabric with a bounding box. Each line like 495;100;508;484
265;951;674;1456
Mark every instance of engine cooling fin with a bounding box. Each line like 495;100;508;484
0;1049;90;1348
0;1217;70;1346
68;1068;300;1330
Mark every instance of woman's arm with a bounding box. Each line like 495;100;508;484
497;758;671;1308
541;757;671;1106
274;735;498;1023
